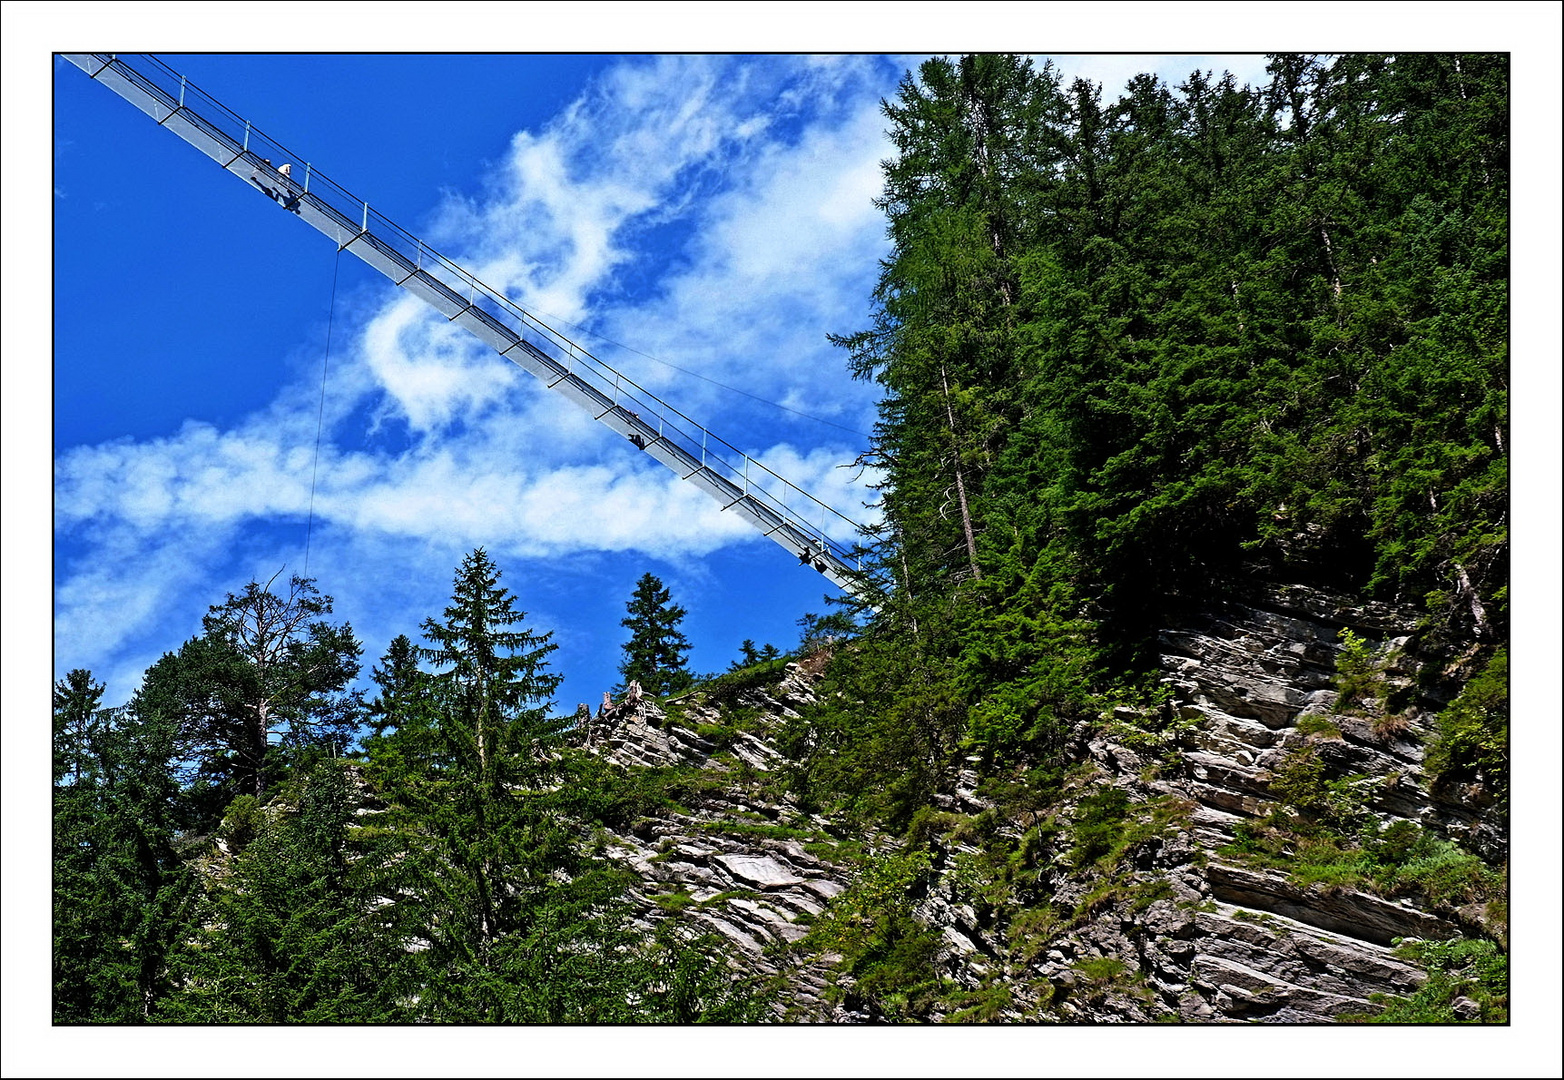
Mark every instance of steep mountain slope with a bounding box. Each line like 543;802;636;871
580;581;1505;1022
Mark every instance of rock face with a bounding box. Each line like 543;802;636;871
579;665;863;1021
581;584;1502;1023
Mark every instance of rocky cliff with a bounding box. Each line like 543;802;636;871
577;582;1505;1023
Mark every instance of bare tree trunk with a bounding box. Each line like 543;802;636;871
941;364;982;580
1453;562;1490;638
1319;224;1343;302
1429;489;1490;637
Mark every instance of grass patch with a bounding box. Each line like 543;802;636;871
1342;937;1507;1023
653;888;696;914
1295;715;1343;741
943;981;1015;1023
1074;956;1128;982
1221;819;1503;924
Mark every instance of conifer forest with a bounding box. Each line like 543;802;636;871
53;54;1510;1025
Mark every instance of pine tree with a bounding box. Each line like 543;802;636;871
837;55;1064;592
366;551;767;1020
53;668;106;788
373;549;591;1019
417;548;564;782
617;573;694;697
728;639;780;671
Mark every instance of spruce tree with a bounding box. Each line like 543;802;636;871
364;633;424;741
366;551;768;1020
617;573;694;697
54;677;193;1022
372;549;607;1019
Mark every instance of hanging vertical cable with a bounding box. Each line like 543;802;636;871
304;248;342;578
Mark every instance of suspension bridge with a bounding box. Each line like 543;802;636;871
63;53;868;594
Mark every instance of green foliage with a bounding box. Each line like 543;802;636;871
53;668;107;787
1101;698;1196;763
803;849;943;1020
729;638;781;670
1224;816;1502;923
133;574;362;801
778;628;966;832
653;888;696;914
55;557;771;1025
1345;937;1507;1023
826;51;1508;836
944;982;1016;1023
159;761;406;1022
1295;715;1344;741
1333;628;1383;712
1068;788;1132;869
218;794;265;854
363;549;762;1022
1265;748;1374;833
54;687;194;1023
1007;905;1066;964
1424;647;1507;809
363;633;423;742
372;550;605;1020
57;50;1512;1026
1074;956;1129;983
697;655;792;705
618;573;695;697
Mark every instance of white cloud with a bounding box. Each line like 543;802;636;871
52;523;231;700
360;293;519;434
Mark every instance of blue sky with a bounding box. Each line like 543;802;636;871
48;49;1295;716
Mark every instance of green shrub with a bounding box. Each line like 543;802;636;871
218;795;265;853
1334;628;1380;706
1344;937;1507;1023
1266;749;1371;832
803;849;942;1019
1424;648;1507;809
1068;788;1131;869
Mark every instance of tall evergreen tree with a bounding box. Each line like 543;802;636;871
372;549;604;1019
835;54;1065;594
54;677;193;1022
618;572;694;697
368;550;763;1021
53;668;106;788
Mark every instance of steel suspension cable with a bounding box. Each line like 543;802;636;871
304;248;342;578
